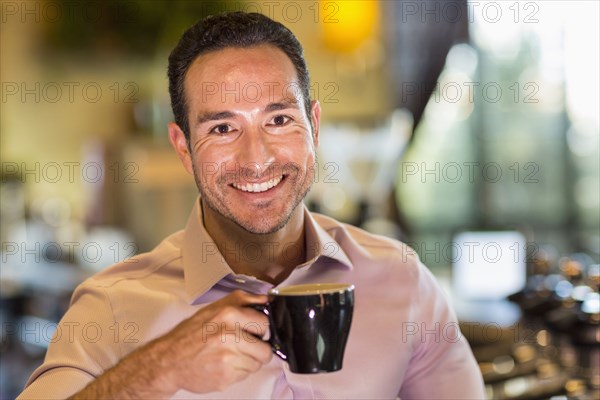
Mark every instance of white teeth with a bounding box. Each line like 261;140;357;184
232;175;283;193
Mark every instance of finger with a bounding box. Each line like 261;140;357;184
234;334;273;365
228;290;268;307
203;349;263;391
221;357;262;389
212;332;272;369
240;307;270;336
245;321;268;340
213;304;269;337
226;347;265;374
200;291;267;324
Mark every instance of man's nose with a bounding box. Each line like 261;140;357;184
236;128;276;175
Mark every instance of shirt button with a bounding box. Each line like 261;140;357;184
235;278;246;284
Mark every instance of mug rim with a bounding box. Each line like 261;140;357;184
269;283;354;296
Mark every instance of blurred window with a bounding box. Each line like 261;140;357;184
397;1;599;270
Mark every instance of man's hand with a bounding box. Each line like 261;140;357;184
70;290;272;398
158;290;273;393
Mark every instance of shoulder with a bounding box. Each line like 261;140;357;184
309;214;454;325
311;211;421;272
73;229;184;295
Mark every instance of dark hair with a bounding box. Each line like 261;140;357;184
167;12;312;143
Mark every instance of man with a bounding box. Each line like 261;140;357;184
19;12;485;399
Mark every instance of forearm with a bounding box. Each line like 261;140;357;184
68;337;177;399
60;291;269;398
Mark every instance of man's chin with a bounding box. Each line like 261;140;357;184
233;217;288;235
225;201;298;235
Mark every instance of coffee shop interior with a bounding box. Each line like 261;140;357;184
1;0;598;398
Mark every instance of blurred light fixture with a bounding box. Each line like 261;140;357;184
321;0;379;53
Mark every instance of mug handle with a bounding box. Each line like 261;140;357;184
248;304;288;362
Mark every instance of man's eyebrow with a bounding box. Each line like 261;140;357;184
265;100;300;113
196;111;235;125
195;100;300;125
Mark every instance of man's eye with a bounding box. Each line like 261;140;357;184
210;124;231;134
270;115;290;126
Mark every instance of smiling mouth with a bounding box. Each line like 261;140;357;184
231;175;285;193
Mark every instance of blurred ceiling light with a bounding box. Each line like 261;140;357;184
423;70;475;127
582;292;599;314
446;43;478;76
470;1;522;61
518;66;563;114
321;0;380;53
567;123;600;158
322;186;347;212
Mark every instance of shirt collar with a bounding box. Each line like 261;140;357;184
181;197;353;303
302;207;354;270
182;198;232;303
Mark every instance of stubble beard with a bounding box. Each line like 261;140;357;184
191;158;315;235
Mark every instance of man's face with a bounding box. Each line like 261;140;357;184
175;44;320;234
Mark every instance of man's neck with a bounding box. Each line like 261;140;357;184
201;201;307;285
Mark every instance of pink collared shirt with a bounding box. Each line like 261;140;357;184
19;199;485;399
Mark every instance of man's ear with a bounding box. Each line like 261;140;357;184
310;100;321;148
168;122;194;176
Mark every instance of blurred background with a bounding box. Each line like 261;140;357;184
1;1;598;398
